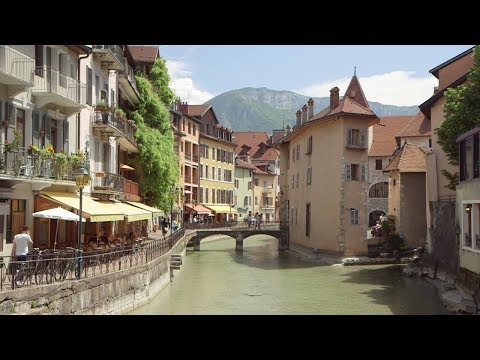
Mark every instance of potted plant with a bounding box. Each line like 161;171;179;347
95;101;107;112
115;108;126;122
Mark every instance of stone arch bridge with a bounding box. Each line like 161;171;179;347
186;223;289;251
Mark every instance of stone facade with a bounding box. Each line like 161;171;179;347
367;156;390;225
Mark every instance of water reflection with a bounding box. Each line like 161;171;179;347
129;235;450;315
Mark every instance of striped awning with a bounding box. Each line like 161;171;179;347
205;205;237;214
40;191;124;222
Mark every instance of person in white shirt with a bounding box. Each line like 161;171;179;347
11;225;33;262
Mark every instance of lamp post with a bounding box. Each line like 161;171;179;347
74;166;90;279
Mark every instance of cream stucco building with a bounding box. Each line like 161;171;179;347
276;75;379;255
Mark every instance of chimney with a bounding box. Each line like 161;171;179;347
296;110;302;127
330;87;339;110
285;125;291;134
178;101;188;114
307;98;314;118
302;104;308;124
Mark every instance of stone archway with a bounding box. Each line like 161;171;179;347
369;210;386;227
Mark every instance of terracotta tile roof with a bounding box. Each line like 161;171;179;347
343;75;370;109
233;132;279;161
128;45;159;63
384;143;427;173
369;115;414;157
309;97;375;122
186;105;211;117
396;112;431;137
235;158;258;170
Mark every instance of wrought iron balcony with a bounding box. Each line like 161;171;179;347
92;45;125;71
91;111;138;152
93;172;123;193
33;66;86;112
1;146;76;182
0;45;34;89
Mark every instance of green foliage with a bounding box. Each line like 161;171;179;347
380;214;396;238
132;56;178;210
148;58;176;108
441;169;459;190
436;45;480;188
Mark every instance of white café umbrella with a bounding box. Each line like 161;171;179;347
32;207;86;250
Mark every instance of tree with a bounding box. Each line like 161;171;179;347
131;57;179;211
436;45;480;188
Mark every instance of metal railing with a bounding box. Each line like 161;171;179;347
0;45;34;85
92;45;125;66
185;220;282;231
122;58;138;92
1;146;75;181
0;228;185;291
93;172;123;192
33;66;86;105
92;111;137;145
464;233;472;247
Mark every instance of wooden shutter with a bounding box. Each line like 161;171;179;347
360;129;366;147
44;114;51;145
32;110;40;146
361;163;366;181
347;128;352;146
345;164;351;180
7;102;16;126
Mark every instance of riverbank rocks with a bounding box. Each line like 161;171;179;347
441;290;477;314
341;257;399;266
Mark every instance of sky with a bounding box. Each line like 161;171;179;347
159;45;473;107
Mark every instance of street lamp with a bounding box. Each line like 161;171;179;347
74;165;90;279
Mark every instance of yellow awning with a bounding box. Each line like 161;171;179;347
40;191;124;222
126;201;164;216
100;201;152;222
205;205;237;214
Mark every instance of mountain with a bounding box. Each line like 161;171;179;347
204;87;420;132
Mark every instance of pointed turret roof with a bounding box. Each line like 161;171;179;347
343;75;370;109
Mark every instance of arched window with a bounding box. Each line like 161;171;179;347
244;196;248;206
369;182;388;198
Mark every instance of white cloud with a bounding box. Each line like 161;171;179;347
166;60;215;104
295;71;438;106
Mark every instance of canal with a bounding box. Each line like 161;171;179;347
128;235;450;315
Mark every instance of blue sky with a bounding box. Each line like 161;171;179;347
160;45;473;106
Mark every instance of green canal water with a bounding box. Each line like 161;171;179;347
128;235;450;315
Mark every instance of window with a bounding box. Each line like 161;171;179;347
375;159;383;170
35;45;44;69
211;166;215;180
296;144;300;160
475;134;479;178
244;196;248;206
295;173;299;188
255;196;258;205
200;165;203;178
428;138;432;148
306;203;311;237
180;142;184;152
345;163;366;181
235;180;239;188
306;167;312;186
346;128;366;147
212;189;216;203
193;125;196;136
249;196;252;205
263;180;267;189
369;182;388;198
462;204;473;248
212;147;215;160
205;188;209;203
7;199;26;244
466;136;473;180
292;148;295;162
95;75;100;102
291;175;295;189
183;120;185;132
248;181;252;190
306;136;312;155
86;66;92;106
218;168;222;181
199;187;203;203
393;178;396;186
350;208;359;225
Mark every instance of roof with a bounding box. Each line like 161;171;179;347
99;201;152;222
456;126;480;143
369;115;414;157
233;132;280;161
236;158;258;170
430;47;474;78
126;201;164;216
384;143;427;173
396;112;431;138
309;97;375;122
343;75;370;109
419;73;469;119
128;45;159;63
185;105;211;117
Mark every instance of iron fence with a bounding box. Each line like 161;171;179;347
33;66;86;105
0;228;185;292
184;220;282;231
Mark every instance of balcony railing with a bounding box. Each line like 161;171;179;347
93;172;123;193
123;178;139;196
92;45;125;70
92;111;137;146
33;66;86;106
1;146;75;181
0;45;34;85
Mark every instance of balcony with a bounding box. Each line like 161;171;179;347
118;58;140;105
1;146;76;183
0;45;34;96
92;45;125;71
123;178;141;201
93;172;123;193
91;111;138;152
32;66;86;114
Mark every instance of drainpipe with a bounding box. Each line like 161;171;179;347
77;49;91;154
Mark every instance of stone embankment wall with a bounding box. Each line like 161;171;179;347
0;232;194;315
